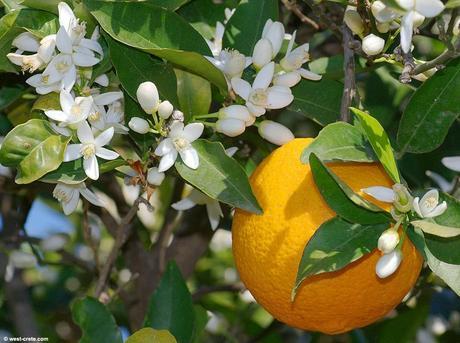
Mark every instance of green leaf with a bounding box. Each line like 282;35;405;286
0;119;69;184
191;305;209;343
411;220;460;238
397;58;460;154
175;69;211;122
351;107;400;183
408;228;460;296
175;139;262;214
106;35;178;107
301;122;376;164
309;153;391;224
31;93;60;112
293;217;388;299
146;0;191;11
126;328;177;343
0;9;58;72
84;0;227;92
71;297;123;343
286;79;343;126
0;85;26;110
40;158;125;184
223;0;278;55
446;0;460;8
178;0;226;39
144;261;195;343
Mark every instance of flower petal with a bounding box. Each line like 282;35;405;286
179;147;199;169
58;2;76;31
415;0;444;18
73;52;100;67
361;186;395;203
45;110;68;122
182;123;204;142
400;12;414;54
299;68;322;81
62;189;80;215
60;90;74;114
80;187;104;206
412;197;423;218
158;150;178;172
169;121;185;138
206;201;223;230
56;26;73;54
253;62;275;90
95;147;119;160
79;38;103;55
231;78;251;100
94;92;123;106
155;138;174;156
442;156;460;172
84;155;99;180
425;201;447;218
94;127;114;147
64;144;82;161
265;87;294;109
77;121;94;143
172;197;197;211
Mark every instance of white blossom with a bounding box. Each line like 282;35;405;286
64;121;119;180
376;250;402;278
378;229;400;254
258;120;294;146
147;167;165;186
44;90;92;130
158;101;174;119
425;170;456;193
413;189;447;219
206;21;225;57
231;62;293;117
206;49;251;85
137;81;160;114
53;181;104;215
216;118;246;137
442;156;460;172
362;34;385;56
344;6;365;36
154;121;204;172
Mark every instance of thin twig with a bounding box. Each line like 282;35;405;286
340;25;357;122
281;0;320;30
82;202;100;268
400;51;415;83
411;49;459;76
94;197;153;297
192;283;245;302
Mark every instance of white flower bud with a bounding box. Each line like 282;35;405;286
172;110;184;122
128;117;150;134
9;251;37;269
218;105;251;122
252;39;273;69
262;20;285;57
40;234;68;252
377;229;400;253
216;118;246;137
246;114;256;127
371;1;397;23
258;120;294;146
136;81;160;114
158;101;174;119
147;167;165;186
362;34;385;56
344;6;364;36
375;250;402;279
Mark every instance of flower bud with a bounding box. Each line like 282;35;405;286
147;167;165;186
377;229;400;254
262;20;285;57
375;250;402;279
258;120;294;146
128;117;150;134
376;21;390;33
12;32;40;52
136;81;160;114
392;183;413;213
362;34;385;56
252;39;273;69
216;118;246;137
9;251;37;269
172;110;184;122
371;1;397;23
158;100;174;119
344;6;364;36
218;105;251;122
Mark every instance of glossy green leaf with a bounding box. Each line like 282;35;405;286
126;328;177;343
397;58;460;154
175;139;262;214
0;9;58;72
309;153;391;224
411;220;460;238
146;0;191;11
191;305;209;343
31;93;60;112
144;261;195;343
293;217;388;299
106;35;178;107
40;158;126;184
84;0;227;92
71;297;123;343
0;119;69;184
223;0;278;55
301;122;376;164
0;85;25;110
351;107;400;183
446;0;460;8
175;69;211;122
286;79;343;126
408;228;460;296
178;0;226;39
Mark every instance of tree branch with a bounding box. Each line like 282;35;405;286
340;25;357;122
281;0;320;30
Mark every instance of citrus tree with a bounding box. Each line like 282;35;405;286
0;0;460;342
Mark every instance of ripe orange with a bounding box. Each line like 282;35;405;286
232;138;423;334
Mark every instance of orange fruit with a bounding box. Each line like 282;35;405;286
232;138;423;334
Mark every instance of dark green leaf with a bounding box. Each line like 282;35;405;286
286;79;342;126
72;297;122;343
223;0;278;55
40;158;125;184
309;153;391;224
175;69;211;122
0;85;26;110
84;0;227;91
191;305;209;343
408;228;460;296
144;261;195;343
301;122;376;164
175;139;262;214
0;119;69;184
106;35;178;107
351;107;401;183
293;217;388;298
397;58;460;154
178;0;226;39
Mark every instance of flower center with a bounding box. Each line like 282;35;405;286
81;143;95;159
56;60;70;73
173;137;189;151
424;197;437;209
53;188;70;202
88;111;100;122
41;74;50;84
249;89;268;106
